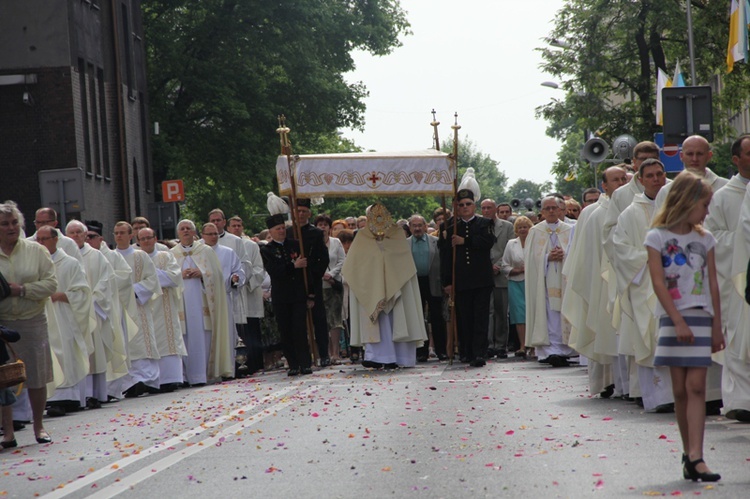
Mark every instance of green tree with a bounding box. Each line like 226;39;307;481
507;179;553;207
144;0;411;223
442;137;509;203
537;0;750;185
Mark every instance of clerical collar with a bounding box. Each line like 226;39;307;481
116;246;134;256
460;215;476;223
739;174;750;185
272;239;284;246
546;221;559;229
181;243;193;250
219;231;226;237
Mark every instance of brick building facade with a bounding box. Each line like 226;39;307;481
0;0;153;240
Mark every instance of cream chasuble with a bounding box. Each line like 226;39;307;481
118;247;163;361
171;241;234;380
148;249;187;357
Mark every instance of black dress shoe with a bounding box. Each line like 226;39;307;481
361;360;383;369
538;357;551;364
383;363;398;370
12;421;26;432
437;354;449;361
634;397;644;407
320;357;331;367
705;399;723;416
159;383;180;393
726;408;750;422
86;397;102;410
300;367;313;375
124;382;145;398
288;368;300;376
46;405;66;417
470;358;487;367
655;403;675;413
600;384;615;399
496;350;508;359
416;356;428;363
547;355;570;367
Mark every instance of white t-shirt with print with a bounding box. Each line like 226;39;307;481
644;227;716;318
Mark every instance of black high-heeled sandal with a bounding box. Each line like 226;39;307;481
685;458;721;482
682;454;690;480
1;439;17;449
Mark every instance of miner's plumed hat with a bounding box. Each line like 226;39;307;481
265;214;286;230
456;189;474;202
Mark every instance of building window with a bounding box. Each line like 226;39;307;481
97;68;111;180
138;92;151;192
121;3;136;99
88;63;101;177
78;58;92;175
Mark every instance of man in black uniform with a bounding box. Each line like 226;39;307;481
439;189;496;367
261;214;313;376
285;199;331;366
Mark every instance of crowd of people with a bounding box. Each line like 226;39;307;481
2;134;750;482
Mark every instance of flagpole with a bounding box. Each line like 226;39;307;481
276;115;318;364
447;112;460;365
685;0;697;84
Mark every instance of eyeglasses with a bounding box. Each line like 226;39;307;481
457;202;474;207
33;219;55;225
86;234;100;239
203;232;219;236
541;206;559;211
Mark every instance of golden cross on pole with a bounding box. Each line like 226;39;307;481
430;109;441;151
276;115;292;155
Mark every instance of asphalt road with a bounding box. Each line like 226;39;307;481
1;358;748;498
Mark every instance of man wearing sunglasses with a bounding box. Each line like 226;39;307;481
438;189;495;367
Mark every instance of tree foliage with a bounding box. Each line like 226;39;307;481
143;0;411;228
537;0;750;184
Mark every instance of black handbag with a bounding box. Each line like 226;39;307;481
0;272;11;300
330;277;344;293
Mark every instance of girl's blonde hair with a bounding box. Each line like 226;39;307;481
651;170;712;235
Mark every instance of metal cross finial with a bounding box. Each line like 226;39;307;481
430;109;441;150
451;112;461;131
276;115;292;153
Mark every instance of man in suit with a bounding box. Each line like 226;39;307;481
285;198;330;366
481;198;516;359
408;214;447;362
262;214;313;376
439;189;496;367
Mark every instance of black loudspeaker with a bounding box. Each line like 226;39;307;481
582;138;610;163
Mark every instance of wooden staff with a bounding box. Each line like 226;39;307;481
276;115;318;363
447;113;461;364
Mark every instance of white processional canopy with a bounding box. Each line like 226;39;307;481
275;150;455;198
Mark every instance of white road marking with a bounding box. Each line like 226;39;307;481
42;385;302;498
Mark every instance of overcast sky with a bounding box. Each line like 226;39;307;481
343;0;567;187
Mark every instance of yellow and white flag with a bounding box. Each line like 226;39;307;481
727;0;749;73
655;68;672;126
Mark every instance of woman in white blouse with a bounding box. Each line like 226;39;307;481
315;215;346;363
501;216;532;359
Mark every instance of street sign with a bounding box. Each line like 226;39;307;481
662;86;713;143
162;180;184;202
654;133;684;173
38;168;85;229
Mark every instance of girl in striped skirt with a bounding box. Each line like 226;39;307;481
645;170;724;482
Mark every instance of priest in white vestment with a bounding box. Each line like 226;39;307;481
525;196;576;365
564;196;614;394
613;159;675;411
228;216;266;374
208;209;249;327
343;204;427;368
66;221;128;406
707;135;750;421
28;207;83;262
202;222;245;376
114;222;163;397
172;219;233;384
137;228;187;392
37;226;92;416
